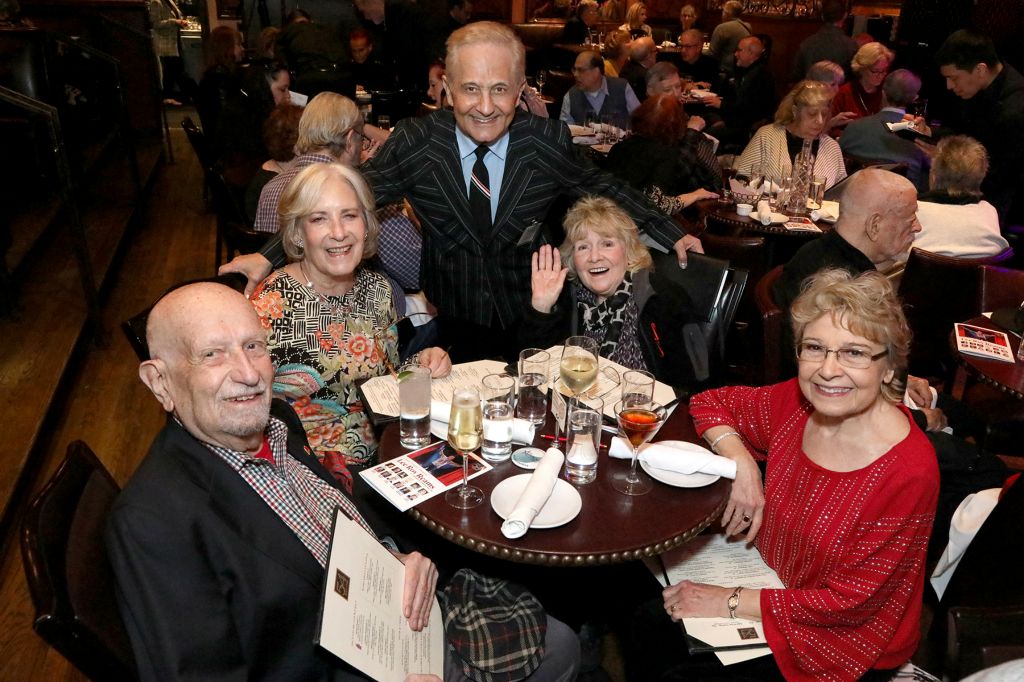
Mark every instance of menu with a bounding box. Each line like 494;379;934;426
656;533;784;665
316;508;444;681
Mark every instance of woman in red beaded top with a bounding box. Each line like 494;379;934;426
670;269;938;681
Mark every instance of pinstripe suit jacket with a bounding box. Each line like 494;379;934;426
361;110;684;327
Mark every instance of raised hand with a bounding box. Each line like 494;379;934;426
531;244;567;314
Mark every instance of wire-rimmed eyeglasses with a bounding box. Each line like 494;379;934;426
795;342;888;369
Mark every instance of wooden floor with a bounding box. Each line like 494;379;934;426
0;120;217;681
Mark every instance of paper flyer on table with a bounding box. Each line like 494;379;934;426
360;359;507;419
316;508;444;681
655;533;784;664
542;345;675;419
954;323;1015;363
359;441;492;511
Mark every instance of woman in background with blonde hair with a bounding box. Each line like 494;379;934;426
832;41;895;125
619;1;652;39
735;79;847;189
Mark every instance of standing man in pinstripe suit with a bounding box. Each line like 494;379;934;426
223;21;701;362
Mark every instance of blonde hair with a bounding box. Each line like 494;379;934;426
851;41;895;75
295;92;361;157
278;163;380;262
625;2;647;29
775;79;835;125
929;135;988;196
790;268;910;402
447;21;525;82
559;196;652;281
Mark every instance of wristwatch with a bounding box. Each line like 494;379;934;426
727;586;744;619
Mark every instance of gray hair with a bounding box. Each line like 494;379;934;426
806;60;845;87
645;61;678;91
629;36;655;61
882;69;921;108
723;1;744;18
447;21;525;82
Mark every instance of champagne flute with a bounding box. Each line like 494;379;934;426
612;400;666;496
535;69;547;96
560;336;599;447
445;387;484;509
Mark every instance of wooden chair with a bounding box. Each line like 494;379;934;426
20;441;136;681
755;265;786;385
898;247;1014;384
209;170;270;268
121;272;248;361
701;232;767;381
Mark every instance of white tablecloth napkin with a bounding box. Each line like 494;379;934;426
500;448;565;539
430;400;535;443
609;438;737;478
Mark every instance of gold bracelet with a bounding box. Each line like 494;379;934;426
708;430;741;454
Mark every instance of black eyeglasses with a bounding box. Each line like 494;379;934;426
795;342;888;369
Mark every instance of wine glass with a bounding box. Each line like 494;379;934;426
445;387;484;509
612;400;666;496
535;70;547;96
559;336;599;446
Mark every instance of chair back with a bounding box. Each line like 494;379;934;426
180;115;213;173
755;265;785;385
20;441;136;681
651;251;746;382
898;247;1011;381
979;264;1024;312
209;171;270;267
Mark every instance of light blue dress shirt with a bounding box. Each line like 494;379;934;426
559;76;641;124
455;126;509;222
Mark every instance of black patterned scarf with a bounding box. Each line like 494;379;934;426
575;272;647;371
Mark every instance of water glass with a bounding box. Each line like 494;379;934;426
481;373;516;462
398;364;432;448
565;398;603;484
621;370;655;408
517;348;550;425
809;176;825;211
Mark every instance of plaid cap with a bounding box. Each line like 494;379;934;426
441;569;547;682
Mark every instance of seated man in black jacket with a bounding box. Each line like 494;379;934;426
106;281;580;681
705;35;776;153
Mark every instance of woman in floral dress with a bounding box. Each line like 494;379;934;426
251;163;450;489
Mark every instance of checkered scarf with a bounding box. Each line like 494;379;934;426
576;272;646;371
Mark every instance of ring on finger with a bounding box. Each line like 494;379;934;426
742;514;751;523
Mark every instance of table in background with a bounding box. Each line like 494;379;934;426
952;316;1024;400
378;403;729;566
697;200;833;267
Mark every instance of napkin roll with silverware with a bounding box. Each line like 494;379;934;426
500;448;565;539
608;438;737;478
430;400;536;444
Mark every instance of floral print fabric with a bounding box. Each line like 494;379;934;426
251;267;399;490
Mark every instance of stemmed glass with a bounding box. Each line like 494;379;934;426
535;70;547;97
560;336;599;446
445;387;484;509
612;400;666;496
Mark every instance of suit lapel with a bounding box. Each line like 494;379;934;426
430;114;485;249
490;114;537;242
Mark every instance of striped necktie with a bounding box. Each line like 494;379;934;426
469;144;492;233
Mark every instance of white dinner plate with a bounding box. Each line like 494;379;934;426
750;211;788;225
490;475;583;529
639;440;721;488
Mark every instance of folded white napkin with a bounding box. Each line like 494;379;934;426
430;400;536;444
608;438;737;478
757;200;772;225
810;200;839;223
500;448;565;539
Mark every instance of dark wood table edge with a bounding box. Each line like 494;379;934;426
406;494;727;567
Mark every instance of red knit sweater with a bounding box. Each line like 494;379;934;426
690;380;938;681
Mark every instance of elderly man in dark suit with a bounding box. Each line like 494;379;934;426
840;69;931;191
106;282;580;681
222;22;700;362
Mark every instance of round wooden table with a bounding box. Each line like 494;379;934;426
952;316;1024;400
378;404;729;566
701;201;833;237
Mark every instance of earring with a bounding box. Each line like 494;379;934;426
294;237;304;248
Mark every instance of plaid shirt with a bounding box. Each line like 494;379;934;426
203;416;377;568
254;153;335;234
